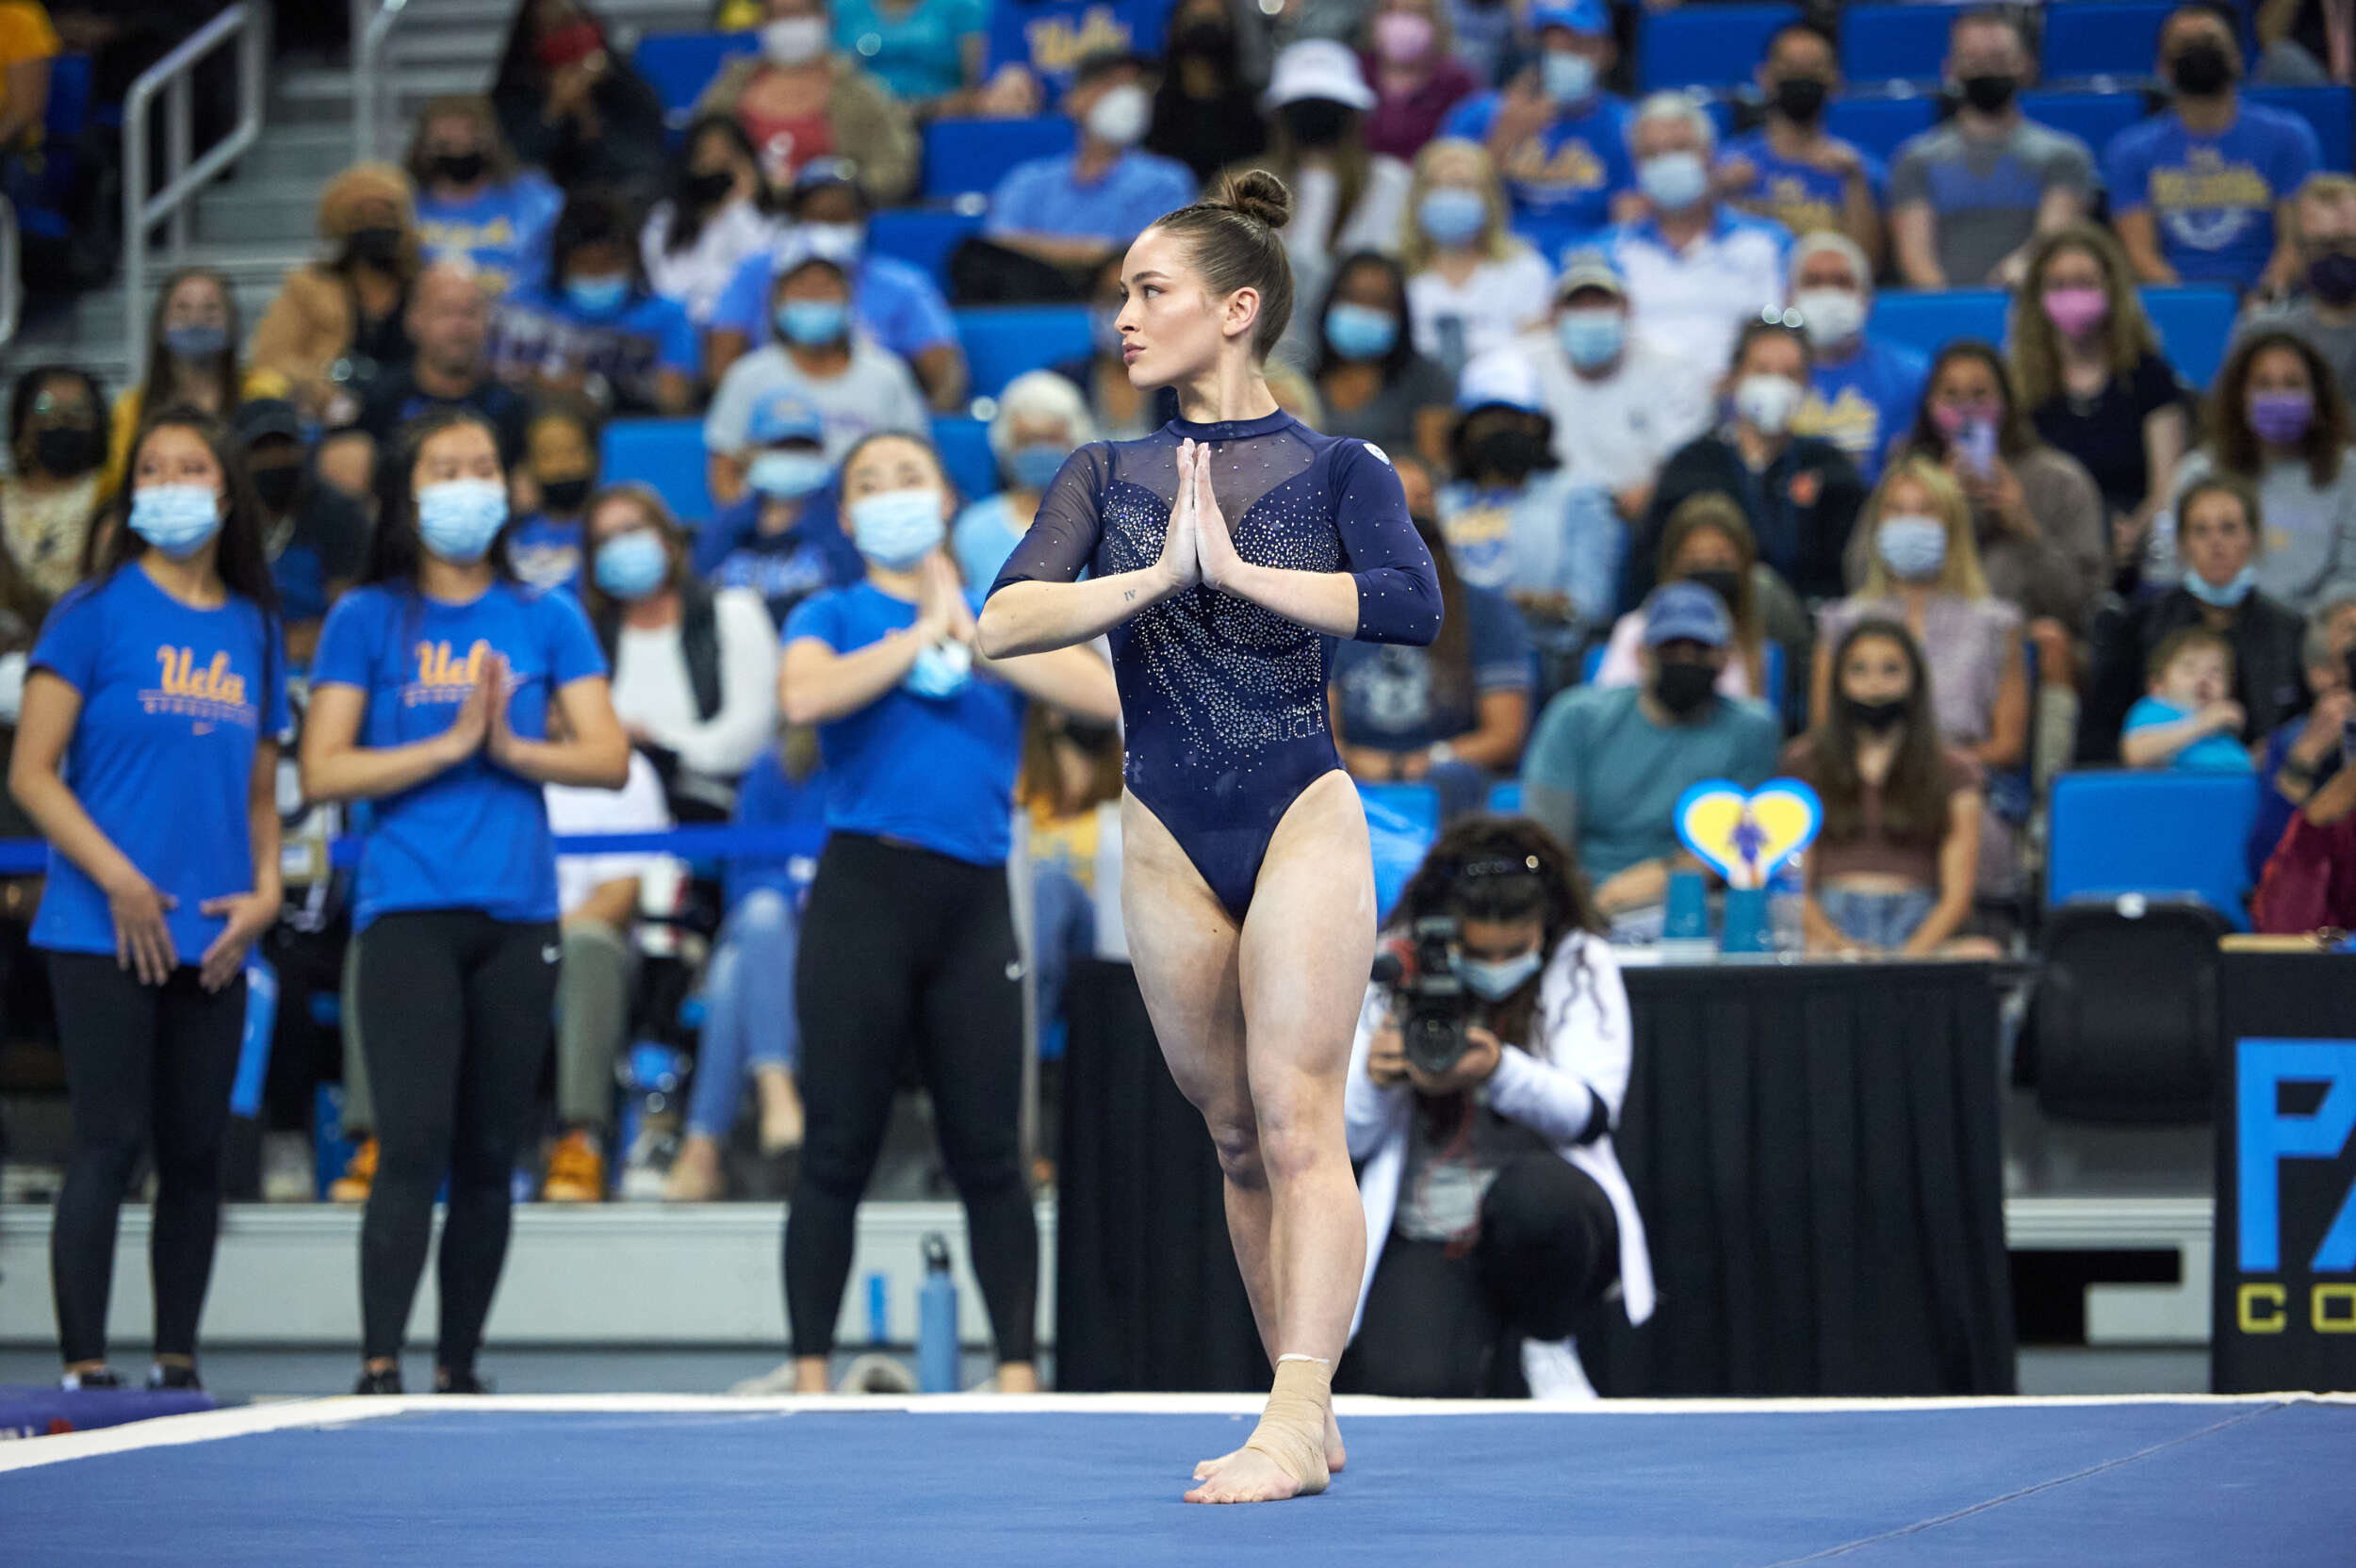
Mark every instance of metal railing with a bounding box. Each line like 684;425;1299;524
122;4;270;383
351;0;414;167
0;193;19;349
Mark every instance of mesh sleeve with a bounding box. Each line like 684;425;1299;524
988;443;1108;598
1333;440;1441;646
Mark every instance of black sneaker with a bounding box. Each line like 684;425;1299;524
148;1364;203;1392
353;1366;404;1396
434;1366;492;1395
60;1368;122;1391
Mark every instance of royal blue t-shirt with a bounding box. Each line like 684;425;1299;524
1721;129;1889;240
984;0;1175;105
695;492;864;629
2102;104;2320;290
727;743;832;909
1329;582;1531;752
29;564;290;960
782;581;1024;865
1440;91;1634;258
710;249;958;362
416;173;564;300
1797;335;1930;485
486;286;701;416
506;513;585;593
312;580;608;928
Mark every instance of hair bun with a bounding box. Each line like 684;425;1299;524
1218;170;1292;233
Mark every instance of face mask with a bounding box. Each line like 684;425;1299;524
1087;83;1152;148
565;275;630;314
1875;514;1948;580
2310;250;2356;306
1929;399;2000;437
1638;151;1709;212
1006;441;1069;492
1958;73;2017;113
1417;186;1487;247
1467;427;1548;483
1325;302;1398;359
1686;566;1742;612
1734;373;1802;435
1652;659;1718;717
748;449;831;498
775;299;849;346
347;226;405;269
1773;76;1828;123
2184;562;2257;607
803;221;865;263
432;151;487;186
2168;41;2233;97
251;464;303;512
594;530;670;599
1457;948;1542;1001
1281;98;1350;148
127;483;224;560
905;637;973;700
1175;20;1235;59
1793;287;1864;349
2040;286;2110;339
2250;389;2315;446
686;169;736;207
849;486;945;568
417;478;509;563
761;16;827;66
164;324;229;361
32;425;101;477
1374;11;1433;63
1841;694;1908;732
1555;306;1625;370
538;475;592;514
1541;50;1595;104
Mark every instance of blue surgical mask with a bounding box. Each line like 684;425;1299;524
163;324;229;360
849;486;945;568
127;483;223;559
1457;947;1543;1001
776;299;849;346
905;638;973;700
594;530;670;600
1417;187;1487;247
1639;151;1710;212
2184;563;2258;608
1875;514;1948;580
1541;50;1595;104
1554;307;1625;370
565;275;630;315
747;449;831;498
416;479;510;563
1325;302;1399;360
1006;441;1069;492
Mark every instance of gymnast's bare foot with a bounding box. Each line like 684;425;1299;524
1192;1405;1344;1480
1184;1443;1324;1504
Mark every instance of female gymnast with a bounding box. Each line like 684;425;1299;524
978;170;1442;1504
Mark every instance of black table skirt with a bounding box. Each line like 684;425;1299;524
1055;957;2017;1397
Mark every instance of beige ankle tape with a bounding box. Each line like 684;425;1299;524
1242;1355;1333;1494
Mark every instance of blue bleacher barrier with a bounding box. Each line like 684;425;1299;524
2249;85;2354;173
2045;771;2263;931
1362;782;1442;918
2019;90;2149;163
1579;645;1605;685
1824;96;1939;162
2142;286;2239;388
1867;286;2236;387
923;116;1075;199
1840;5;1970;84
869;206;988;291
1638;3;1803;92
634;32;757;124
602;417;712;526
932;415;1000;501
2041;1;2175;83
1487;780;1523;815
957;305;1095;397
1761;640;1785;711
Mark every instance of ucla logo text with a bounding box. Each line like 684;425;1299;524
139;645;255;727
405;639;493;707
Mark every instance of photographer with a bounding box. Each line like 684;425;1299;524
1340;818;1652;1400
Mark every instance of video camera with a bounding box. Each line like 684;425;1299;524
1370;915;1473;1075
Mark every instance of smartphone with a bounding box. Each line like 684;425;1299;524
1957;418;1997;479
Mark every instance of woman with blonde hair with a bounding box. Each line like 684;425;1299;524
1594;492;1799;702
1399;138;1554;373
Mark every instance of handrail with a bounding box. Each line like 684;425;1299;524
0;192;19;348
351;0;413;167
122;4;270;384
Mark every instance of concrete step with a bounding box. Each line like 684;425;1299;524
384;24;508;68
192;186;335;248
236;124;367;184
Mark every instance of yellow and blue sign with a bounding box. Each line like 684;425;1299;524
1675;777;1822;891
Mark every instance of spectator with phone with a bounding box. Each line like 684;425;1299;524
490;0;669;207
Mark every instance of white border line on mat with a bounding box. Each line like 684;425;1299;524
4;1389;2351;1475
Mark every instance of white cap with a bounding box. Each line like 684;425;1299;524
1455;349;1546;415
1263;40;1376;112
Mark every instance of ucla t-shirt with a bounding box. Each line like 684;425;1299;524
2103;105;2320;290
1796;335;1930;485
782;581;1023;865
485;286;701;416
1440;92;1634;257
312;580;608;928
1329;583;1532;752
1722;130;1889;243
984;0;1174;105
506;513;585;593
416;172;564;300
29;564;290;960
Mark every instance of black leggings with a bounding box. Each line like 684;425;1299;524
48;954;246;1367
355;910;558;1368
1340;1153;1619;1399
786;834;1036;1363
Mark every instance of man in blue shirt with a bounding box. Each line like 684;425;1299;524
1787;231;1925;486
706;160;969;410
1440;0;1631;259
2105;2;2320;294
1719;23;1886;276
985;51;1196;276
982;0;1177;112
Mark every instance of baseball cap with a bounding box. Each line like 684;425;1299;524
792;157;864;203
232;398;303;449
1643;581;1734;648
1528;0;1611;38
749;393;825;448
1553;248;1627;303
1264;40;1376;111
1454;349;1546;415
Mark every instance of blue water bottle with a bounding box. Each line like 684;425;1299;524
918;1234;959;1394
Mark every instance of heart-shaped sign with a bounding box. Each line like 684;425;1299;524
1674;777;1823;890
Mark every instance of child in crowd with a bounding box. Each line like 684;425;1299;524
2120;628;2256;773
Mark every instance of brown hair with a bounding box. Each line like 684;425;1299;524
2207;329;2348;489
402;95;521;190
2147;624;2234;685
578;482;691;629
2008;222;2161;409
1658;492;1765;693
2178;470;2265;551
1149;170;1296;359
1811;617;1951;848
1015;705;1124;817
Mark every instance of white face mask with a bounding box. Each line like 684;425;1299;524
1793;286;1865;349
1085;83;1151;148
761;16;827;66
1734;373;1802;436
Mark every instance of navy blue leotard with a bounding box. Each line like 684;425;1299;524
989;409;1442;920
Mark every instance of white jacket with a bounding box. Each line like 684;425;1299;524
1344;930;1654;1398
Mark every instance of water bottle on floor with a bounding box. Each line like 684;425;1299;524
1769;854;1806;956
918;1234;958;1394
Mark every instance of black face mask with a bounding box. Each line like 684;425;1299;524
1958;74;2017;114
2169;41;2234;97
1466;428;1549;484
1773;76;1828;124
1685;567;1743;612
431;152;487;186
539;476;593;515
1652;660;1719;718
347;226;406;269
1842;694;1908;733
250;464;303;512
1282;99;1351;149
1175;20;1235;60
686;169;737;207
1059;715;1121;751
2310;250;2356;306
32;424;102;477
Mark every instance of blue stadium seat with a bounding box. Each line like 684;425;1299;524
2019;90;2148;163
2249;85;2354;173
20;53;95;241
2045;771;2262;930
1638;4;1802;92
633;32;757;125
2040;1;2175;83
1840;5;1970;84
931;415;1000;501
1487;780;1523;815
1824;95;1939;162
602;417;713;526
2142;286;2238;388
1579;644;1605;684
957;305;1095;397
45;51;90;141
1362;782;1442;917
868;206;988;291
923;116;1075;198
1868;288;2008;357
